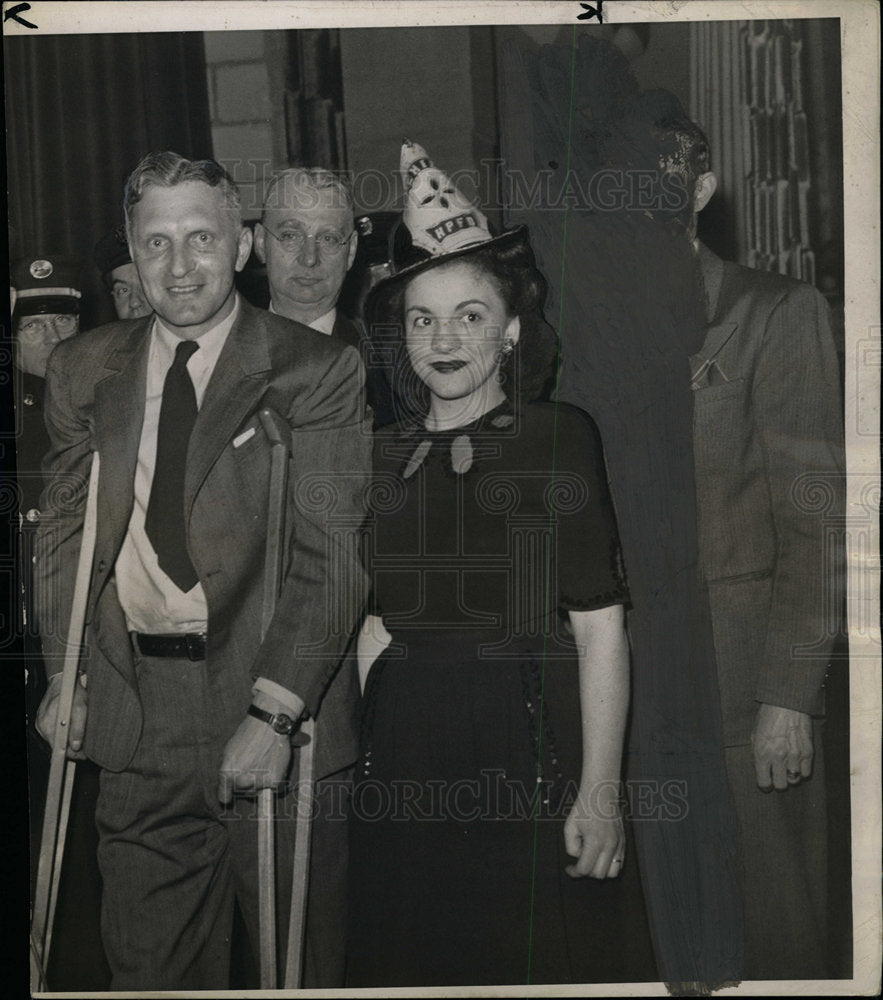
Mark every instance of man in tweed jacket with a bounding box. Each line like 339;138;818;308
679;119;845;979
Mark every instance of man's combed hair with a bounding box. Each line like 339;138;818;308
641;114;712;227
261;168;354;222
652;116;711;187
124;151;242;233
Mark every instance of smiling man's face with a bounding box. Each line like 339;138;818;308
128;180;252;339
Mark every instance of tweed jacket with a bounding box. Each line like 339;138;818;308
35;298;371;778
692;243;845;745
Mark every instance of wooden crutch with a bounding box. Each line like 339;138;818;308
30;452;100;992
283;702;315;988
255;408;295;989
256;408;317;990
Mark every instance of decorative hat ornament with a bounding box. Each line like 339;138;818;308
400;139;492;256
365;140;529;331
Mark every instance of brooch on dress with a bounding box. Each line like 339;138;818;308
400;410;514;479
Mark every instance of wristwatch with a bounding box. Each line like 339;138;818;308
247;703;300;736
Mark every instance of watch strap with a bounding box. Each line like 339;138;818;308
247;703;296;736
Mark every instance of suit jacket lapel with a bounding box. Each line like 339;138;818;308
93;318;151;555
331;311;362;352
185;299;272;509
697;241;725;323
693;242;739;380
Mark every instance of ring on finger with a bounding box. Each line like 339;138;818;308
786;769;800;780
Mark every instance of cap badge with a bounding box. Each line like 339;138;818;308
29;259;53;280
425;212;482;244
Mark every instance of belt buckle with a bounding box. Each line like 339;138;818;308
186;633;205;661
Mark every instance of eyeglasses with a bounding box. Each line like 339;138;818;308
261;224;354;256
18;313;78;334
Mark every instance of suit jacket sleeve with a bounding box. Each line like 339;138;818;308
251;342;371;716
34;339;96;673
752;282;845;714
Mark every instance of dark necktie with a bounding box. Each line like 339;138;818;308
145;339;200;591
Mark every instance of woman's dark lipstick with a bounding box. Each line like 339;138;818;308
430;360;467;373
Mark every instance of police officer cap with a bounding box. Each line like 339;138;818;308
93;225;132;280
12;254;82;319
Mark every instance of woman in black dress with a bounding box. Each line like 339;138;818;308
347;142;632;987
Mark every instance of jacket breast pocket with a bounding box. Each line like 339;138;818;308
692;377;746;406
228;417;271;511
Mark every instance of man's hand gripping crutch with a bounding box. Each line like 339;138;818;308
215;407;315;989
31;452;100;991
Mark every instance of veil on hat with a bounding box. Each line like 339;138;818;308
499;33;744;990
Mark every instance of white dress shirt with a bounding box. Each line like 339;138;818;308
269;301;336;334
116;301;239;633
116;297;304;716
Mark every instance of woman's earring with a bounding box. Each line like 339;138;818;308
501;338;515;356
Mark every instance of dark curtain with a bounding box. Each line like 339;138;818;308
4;35;212;989
5;31;212;328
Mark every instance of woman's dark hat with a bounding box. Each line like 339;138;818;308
364;140;529;330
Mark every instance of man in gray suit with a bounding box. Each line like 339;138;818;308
254;167;361;350
35;152;370;990
667;118;845;978
254;168;396;430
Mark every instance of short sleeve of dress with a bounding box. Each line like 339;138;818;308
550;405;629;612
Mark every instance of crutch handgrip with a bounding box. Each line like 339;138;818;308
258;407;291;449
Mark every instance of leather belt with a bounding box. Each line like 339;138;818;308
133;632;207;661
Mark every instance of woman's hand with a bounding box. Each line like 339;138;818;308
357;614;392;693
565;605;629;879
563;784;625;879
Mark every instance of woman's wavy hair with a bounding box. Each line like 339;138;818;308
369;229;560;419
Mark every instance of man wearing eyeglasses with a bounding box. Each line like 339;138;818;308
254;168;360;350
12;254;83;515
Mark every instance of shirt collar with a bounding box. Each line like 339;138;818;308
153;294;240;369
268;301;337;335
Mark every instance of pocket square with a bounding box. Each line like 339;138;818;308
233;426;257;448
